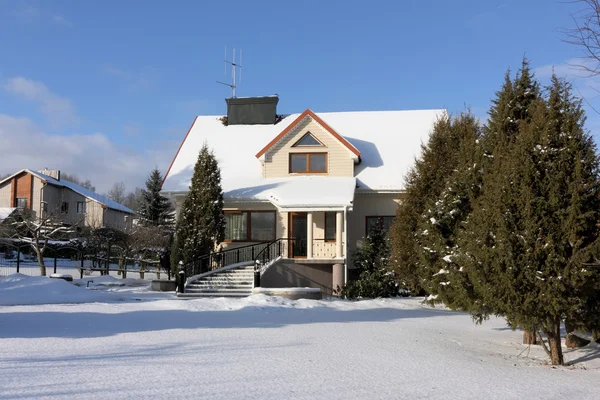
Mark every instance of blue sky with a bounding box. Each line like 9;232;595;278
0;0;597;192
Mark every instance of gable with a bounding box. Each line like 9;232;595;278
255;109;360;160
261;115;358;178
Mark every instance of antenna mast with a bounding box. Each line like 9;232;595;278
217;47;243;98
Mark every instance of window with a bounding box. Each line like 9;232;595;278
15;198;27;209
61;201;69;214
325;212;336;241
251;212;275;241
76;201;86;214
225;212;248;241
225;211;276;241
289;153;327;173
366;216;395;236
293;132;322;147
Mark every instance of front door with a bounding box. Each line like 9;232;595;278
289;212;307;258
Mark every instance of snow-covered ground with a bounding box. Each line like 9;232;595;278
1;274;599;399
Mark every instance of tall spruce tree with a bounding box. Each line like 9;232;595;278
390;115;465;294
459;72;600;365
171;144;225;273
417;112;482;311
138;168;175;228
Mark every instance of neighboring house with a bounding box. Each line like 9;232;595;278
0;207;20;227
162;96;443;294
0;169;134;232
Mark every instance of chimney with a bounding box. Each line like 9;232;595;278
225;95;279;125
38;168;60;181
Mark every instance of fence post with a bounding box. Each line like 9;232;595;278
53;254;57;274
178;270;185;294
254;260;261;288
106;243;111;276
16;246;20;273
80;252;84;279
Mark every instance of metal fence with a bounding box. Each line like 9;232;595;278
0;240;172;280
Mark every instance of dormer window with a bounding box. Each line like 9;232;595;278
292;132;323;147
289;153;327;173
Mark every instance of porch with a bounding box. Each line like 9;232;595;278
223;209;347;261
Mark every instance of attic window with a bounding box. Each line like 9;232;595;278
293;132;322;147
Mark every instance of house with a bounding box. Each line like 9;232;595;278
0;169;134;232
0;207;20;227
162;96;443;295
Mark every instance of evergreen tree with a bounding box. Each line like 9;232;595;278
390;115;467;294
171;144;225;273
138;168;175;228
417;112;482;311
460;73;600;365
338;222;400;299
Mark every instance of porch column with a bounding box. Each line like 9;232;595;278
336;211;343;259
307;212;313;259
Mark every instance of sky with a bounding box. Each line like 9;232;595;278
0;0;598;193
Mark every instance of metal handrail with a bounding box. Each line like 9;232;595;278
180;241;273;277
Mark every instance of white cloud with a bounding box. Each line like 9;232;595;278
3;77;78;126
102;65;159;92
13;6;40;23
0;115;178;193
52;14;72;27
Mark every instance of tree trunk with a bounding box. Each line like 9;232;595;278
544;318;564;366
36;247;46;276
523;330;537;345
592;329;599;343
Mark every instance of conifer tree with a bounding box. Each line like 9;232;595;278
417;112;482;311
390;115;465;294
171;144;225;273
338;222;399;299
138;168;175;228
460;73;600;365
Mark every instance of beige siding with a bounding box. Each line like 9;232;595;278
31;177;43;216
347;192;400;268
0;180;11;207
103;208;133;231
263;116;355;178
85;201;106;229
40;184;63;214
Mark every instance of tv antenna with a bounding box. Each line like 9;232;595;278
217;47;242;98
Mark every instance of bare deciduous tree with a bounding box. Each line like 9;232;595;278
9;209;80;276
107;182;127;205
564;1;600;75
61;172;96;193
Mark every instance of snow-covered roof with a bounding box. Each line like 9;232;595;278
0;170;133;214
226;176;356;209
162;109;445;197
0;207;17;222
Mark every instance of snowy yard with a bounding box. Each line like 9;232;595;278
1;275;599;399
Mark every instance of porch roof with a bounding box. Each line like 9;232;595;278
225;176;356;210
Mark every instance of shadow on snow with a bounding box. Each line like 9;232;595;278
0;303;454;339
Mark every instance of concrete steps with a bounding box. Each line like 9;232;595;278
179;264;255;297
